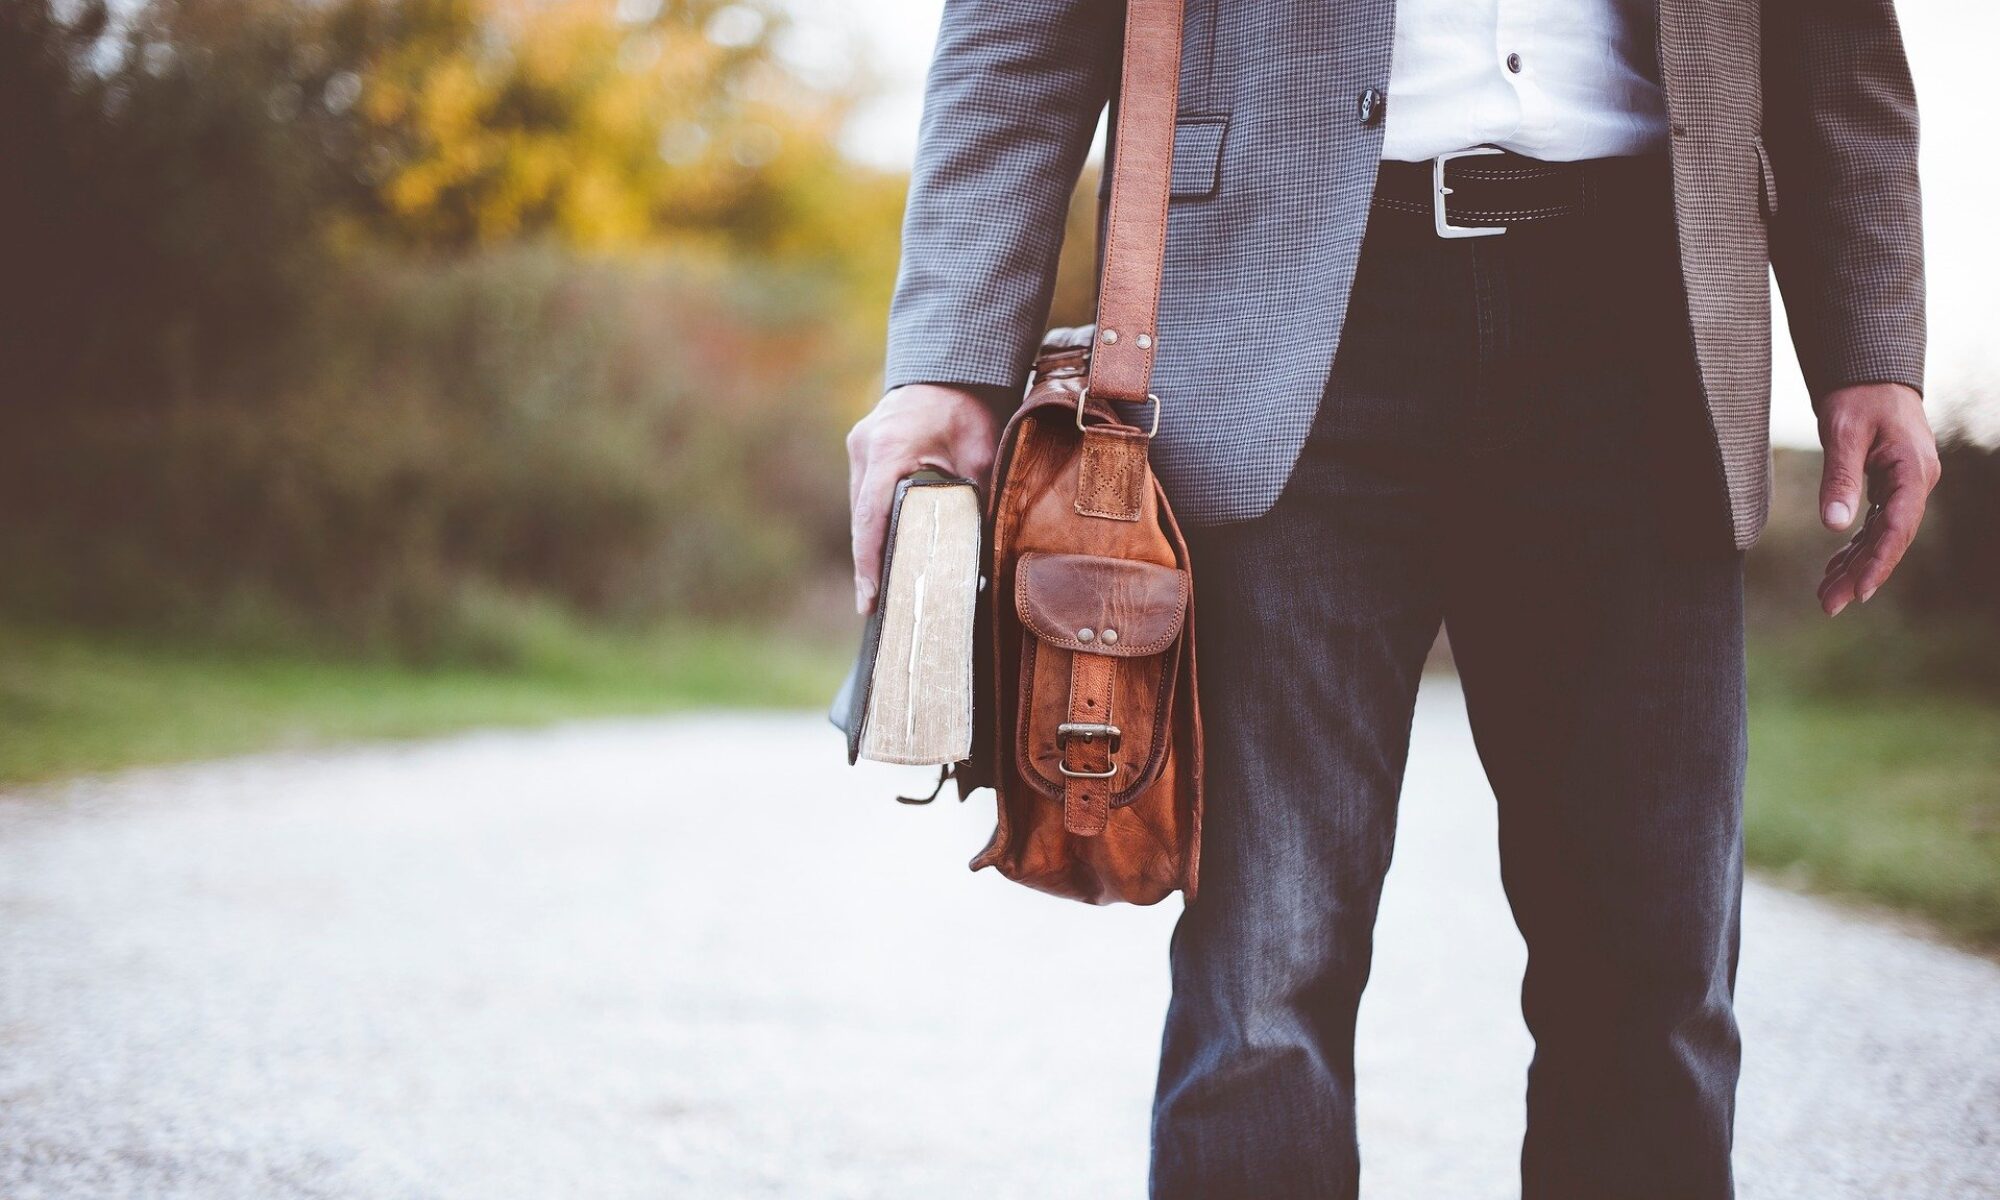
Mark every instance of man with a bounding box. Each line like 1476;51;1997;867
847;0;1937;1195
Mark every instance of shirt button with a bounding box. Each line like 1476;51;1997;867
1357;87;1385;126
1506;52;1523;73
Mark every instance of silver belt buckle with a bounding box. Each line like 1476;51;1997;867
1433;146;1508;239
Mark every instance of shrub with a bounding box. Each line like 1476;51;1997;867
0;249;859;660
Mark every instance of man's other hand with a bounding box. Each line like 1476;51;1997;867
1815;382;1940;616
847;384;1005;615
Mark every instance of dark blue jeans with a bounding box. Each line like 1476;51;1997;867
1150;158;1747;1199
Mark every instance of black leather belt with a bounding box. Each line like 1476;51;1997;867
1371;147;1665;238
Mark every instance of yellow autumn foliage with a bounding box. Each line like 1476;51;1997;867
346;0;892;266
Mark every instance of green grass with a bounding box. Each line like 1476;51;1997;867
0;620;847;785
7;620;1997;953
1745;684;2000;952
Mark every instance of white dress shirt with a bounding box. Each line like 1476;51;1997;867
1381;0;1670;162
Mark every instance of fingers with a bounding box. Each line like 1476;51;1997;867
847;418;868;515
1816;454;1930;616
849;462;897;615
845;413;899;616
1849;457;1930;602
846;385;1005;615
1817;506;1878;617
1820;533;1865;588
1818;407;1869;530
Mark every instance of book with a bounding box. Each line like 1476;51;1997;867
829;471;982;766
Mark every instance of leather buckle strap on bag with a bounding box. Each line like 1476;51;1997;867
962;0;1203;906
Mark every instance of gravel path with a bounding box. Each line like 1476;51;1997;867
2;679;1995;1199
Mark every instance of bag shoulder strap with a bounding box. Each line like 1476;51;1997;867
1086;0;1185;405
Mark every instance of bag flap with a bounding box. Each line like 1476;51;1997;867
1014;552;1188;657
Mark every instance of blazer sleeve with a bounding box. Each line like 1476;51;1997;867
1762;0;1927;403
883;0;1121;394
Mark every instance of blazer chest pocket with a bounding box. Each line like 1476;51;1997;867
1169;117;1229;199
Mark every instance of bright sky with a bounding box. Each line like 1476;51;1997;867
782;1;1998;448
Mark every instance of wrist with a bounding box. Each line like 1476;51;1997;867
1816;379;1923;411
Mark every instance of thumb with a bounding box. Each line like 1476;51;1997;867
1819;415;1869;531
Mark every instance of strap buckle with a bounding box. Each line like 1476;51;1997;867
1056;722;1122;779
1432;146;1509;239
1076;391;1162;437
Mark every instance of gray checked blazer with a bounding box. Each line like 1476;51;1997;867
883;0;1925;547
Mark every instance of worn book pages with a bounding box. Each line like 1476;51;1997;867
860;482;979;765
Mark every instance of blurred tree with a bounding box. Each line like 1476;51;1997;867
0;0;903;403
0;0;895;650
328;0;899;264
3;0;368;404
341;0;910;322
2;0;1994;677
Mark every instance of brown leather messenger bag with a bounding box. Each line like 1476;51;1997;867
955;0;1202;906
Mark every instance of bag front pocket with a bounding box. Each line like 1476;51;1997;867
1012;551;1189;814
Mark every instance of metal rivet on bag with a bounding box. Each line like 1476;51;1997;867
1076;628;1095;642
1135;334;1152;350
1100;329;1118;344
1101;628;1118;645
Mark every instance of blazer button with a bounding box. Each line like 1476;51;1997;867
1357;87;1385;127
